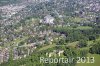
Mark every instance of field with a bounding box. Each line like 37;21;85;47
38;44;56;52
69;17;86;23
75;26;92;30
76;53;100;66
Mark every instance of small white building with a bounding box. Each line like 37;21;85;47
40;15;54;24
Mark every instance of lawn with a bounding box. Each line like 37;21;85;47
69;17;86;23
76;53;100;66
38;44;56;52
55;26;92;31
38;41;79;52
76;26;92;30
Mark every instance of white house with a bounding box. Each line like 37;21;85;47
40;15;54;24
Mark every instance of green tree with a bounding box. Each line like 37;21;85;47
78;40;87;48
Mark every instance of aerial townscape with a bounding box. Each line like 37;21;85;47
0;0;100;66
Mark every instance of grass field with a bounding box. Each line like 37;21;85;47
76;53;100;66
38;41;79;52
69;17;86;23
76;37;100;66
76;26;92;30
56;26;92;31
38;44;56;52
